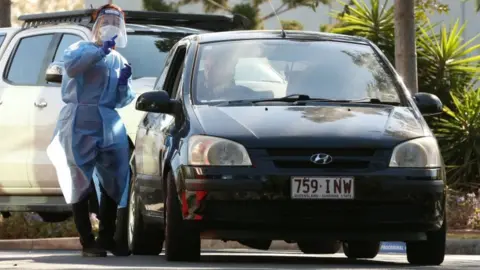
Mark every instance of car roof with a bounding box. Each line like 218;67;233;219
0;27;21;34
192;30;370;44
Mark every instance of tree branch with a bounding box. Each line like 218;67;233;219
261;2;287;21
204;0;232;12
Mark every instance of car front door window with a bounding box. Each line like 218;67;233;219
6;34;54;85
53;34;83;62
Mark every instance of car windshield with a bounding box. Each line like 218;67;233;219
192;39;401;104
235;58;285;83
116;32;189;79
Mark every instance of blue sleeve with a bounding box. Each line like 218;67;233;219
115;55;136;109
63;42;106;78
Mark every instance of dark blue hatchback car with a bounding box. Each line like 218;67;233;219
127;30;446;265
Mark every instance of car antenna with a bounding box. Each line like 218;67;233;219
267;0;286;38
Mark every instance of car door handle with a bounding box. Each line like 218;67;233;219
34;101;47;108
0;100;2;105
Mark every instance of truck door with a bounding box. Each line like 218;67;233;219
0;30;56;191
30;29;87;190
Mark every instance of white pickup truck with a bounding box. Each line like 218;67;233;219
0;9;247;222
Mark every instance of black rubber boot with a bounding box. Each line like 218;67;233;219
96;185;130;256
72;193;106;257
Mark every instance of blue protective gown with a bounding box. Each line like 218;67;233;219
47;41;135;207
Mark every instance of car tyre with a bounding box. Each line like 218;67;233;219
125;173;164;255
406;219;446;266
165;171;201;262
297;240;341;254
343;241;380;259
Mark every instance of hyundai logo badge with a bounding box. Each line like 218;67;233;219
310;153;333;165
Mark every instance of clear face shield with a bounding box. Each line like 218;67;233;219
91;8;128;48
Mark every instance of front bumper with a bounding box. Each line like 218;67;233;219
176;166;445;241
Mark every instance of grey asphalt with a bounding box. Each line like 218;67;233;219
0;249;478;269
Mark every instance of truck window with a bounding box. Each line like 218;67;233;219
6;34;54;85
0;35;5;48
116;33;188;79
53;34;83;62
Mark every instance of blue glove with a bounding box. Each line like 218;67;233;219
101;35;117;55
118;63;132;86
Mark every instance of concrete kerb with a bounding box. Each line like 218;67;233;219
0;238;478;254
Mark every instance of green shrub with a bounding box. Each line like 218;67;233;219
434;88;480;190
329;0;395;62
416;21;480;106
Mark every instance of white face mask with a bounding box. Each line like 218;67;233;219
99;25;120;42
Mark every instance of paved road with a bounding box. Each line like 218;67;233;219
0;249;478;269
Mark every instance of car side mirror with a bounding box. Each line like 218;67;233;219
135;90;176;114
413;92;443;116
45;62;64;84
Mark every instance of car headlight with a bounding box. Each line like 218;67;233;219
389;137;442;168
187;135;252;166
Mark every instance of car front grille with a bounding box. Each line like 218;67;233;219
266;148;376;157
265;148;376;170
273;160;370;169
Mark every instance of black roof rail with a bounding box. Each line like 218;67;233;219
18;9;251;32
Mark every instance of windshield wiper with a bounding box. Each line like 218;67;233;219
255;95;401;105
250;94;348;103
349;98;401;105
213;94;336;106
249;94;360;104
213;95;400;106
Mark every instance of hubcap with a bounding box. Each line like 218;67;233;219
127;187;135;247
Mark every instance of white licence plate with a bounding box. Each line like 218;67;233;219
291;177;354;199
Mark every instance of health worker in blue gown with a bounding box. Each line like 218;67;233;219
46;4;135;257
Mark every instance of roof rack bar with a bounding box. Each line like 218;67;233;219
18;9;251;32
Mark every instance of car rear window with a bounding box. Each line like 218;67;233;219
192;39;401;104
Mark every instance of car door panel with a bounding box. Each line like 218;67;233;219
135;43;177;178
135;43;186;217
30;30;88;190
0;31;56;191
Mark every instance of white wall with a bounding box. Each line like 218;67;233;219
84;0;143;10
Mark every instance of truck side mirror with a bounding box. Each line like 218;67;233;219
45;62;64;84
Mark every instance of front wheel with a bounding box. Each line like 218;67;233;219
406;220;446;266
126;174;164;255
164;171;201;262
